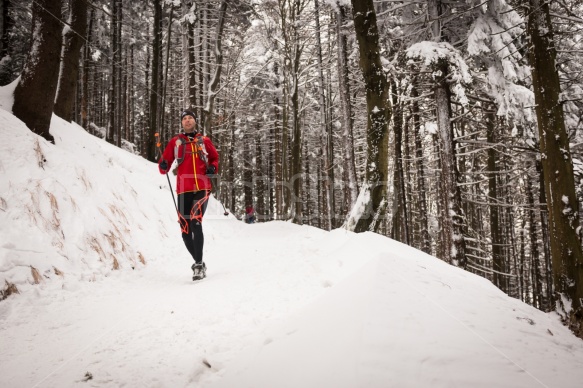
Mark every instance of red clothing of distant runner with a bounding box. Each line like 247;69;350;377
158;133;219;194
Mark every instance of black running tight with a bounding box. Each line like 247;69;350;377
177;190;209;264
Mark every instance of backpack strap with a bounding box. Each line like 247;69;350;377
173;134;188;166
173;134;209;168
195;135;209;168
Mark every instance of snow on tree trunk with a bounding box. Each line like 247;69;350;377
425;0;466;268
106;0;118;145
486;104;505;290
146;0;162;161
411;81;431;254
12;0;62;143
346;0;391;233
203;0;228;138
390;81;409;244
336;3;358;217
527;0;583;338
81;9;94;130
181;0;192;107
314;0;333;230
434;67;466;268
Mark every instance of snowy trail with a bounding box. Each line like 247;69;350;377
2;104;583;388
0;218;368;387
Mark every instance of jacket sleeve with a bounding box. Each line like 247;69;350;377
158;137;176;174
204;137;219;173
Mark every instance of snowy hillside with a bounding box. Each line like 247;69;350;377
1;84;583;387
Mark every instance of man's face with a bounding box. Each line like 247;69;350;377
182;115;196;133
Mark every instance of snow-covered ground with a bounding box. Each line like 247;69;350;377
1;83;583;388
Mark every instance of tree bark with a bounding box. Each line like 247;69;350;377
434;62;467;267
428;0;466;267
525;168;542;309
13;0;62;143
337;3;358;223
115;1;122;147
314;0;333;230
288;0;304;224
256;124;265;222
147;0;162;161
0;0;8;58
55;0;87;121
348;0;391;233
203;0;228;137
527;0;583;337
160;4;174;139
486;104;504;289
411;81;431;253
106;0;118;144
0;0;14;86
81;9;94;130
391;81;409;244
187;19;196;110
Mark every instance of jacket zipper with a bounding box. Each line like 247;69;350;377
191;142;200;191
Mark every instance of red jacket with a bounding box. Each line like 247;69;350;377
158;132;219;194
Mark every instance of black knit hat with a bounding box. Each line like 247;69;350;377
181;109;196;120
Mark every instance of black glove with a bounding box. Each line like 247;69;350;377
206;165;216;175
160;160;168;172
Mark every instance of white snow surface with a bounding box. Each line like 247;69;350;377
1;85;583;387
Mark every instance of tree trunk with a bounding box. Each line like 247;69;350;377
197;6;204;122
314;0;333;230
0;0;8;58
13;0;62;143
147;0;162;161
411;81;431;253
273;57;283;220
186;6;197;109
288;0;304;224
527;0;583;337
428;0;466;267
106;0;118;144
0;0;14;85
81;9;94;130
525;169;542;309
337;3;358;219
391;81;409;244
537;159;553;311
256;123;265;222
180;1;188;105
244;121;254;210
434;63;467;267
55;0;87;121
200;3;209;127
160;4;174;139
115;0;122;147
486;104;504;289
203;0;228;137
347;0;391;233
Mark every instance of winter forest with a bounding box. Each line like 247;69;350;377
2;0;583;339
